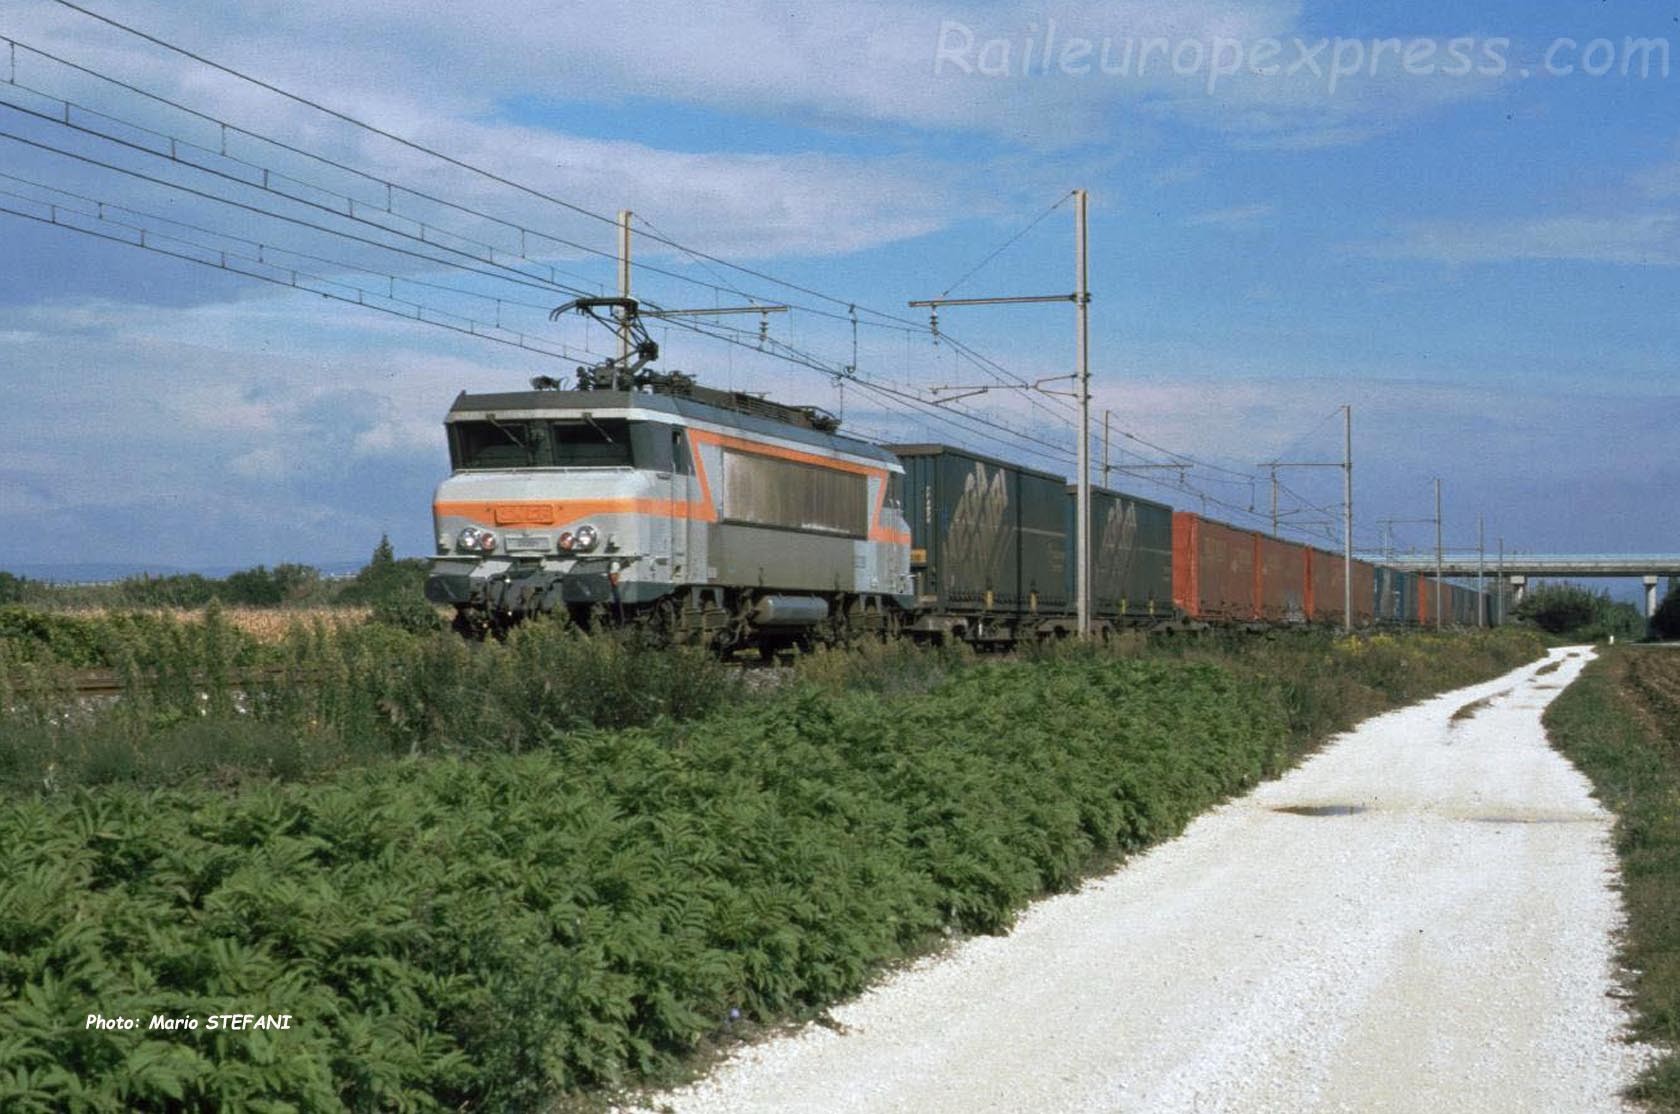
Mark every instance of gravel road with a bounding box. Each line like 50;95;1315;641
630;646;1650;1114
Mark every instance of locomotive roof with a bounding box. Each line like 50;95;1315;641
447;389;900;466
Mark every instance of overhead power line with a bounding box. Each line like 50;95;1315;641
44;2;938;333
4;13;1106;463
937;190;1074;299
11;5;1380;525
0;195;593;363
0;169;593;332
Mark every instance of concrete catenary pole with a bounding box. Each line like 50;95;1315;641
1498;537;1505;625
1343;405;1353;633
616;209;633;363
1435;478;1444;630
1271;469;1280;538
1075;189;1091;639
1477;514;1486;628
907;189;1092;635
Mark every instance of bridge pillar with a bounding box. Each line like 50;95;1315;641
1646;575;1660;619
1511;575;1527;606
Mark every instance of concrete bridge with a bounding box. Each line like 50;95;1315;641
1369;555;1680;617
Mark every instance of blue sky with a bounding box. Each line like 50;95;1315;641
0;0;1675;594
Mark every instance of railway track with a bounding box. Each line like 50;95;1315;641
14;659;789;699
11;665;326;697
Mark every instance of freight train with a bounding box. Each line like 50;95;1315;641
426;299;1497;646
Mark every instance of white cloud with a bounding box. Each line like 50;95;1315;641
1365;213;1680;267
1634;152;1680;199
1184;202;1274;229
4;0;1509;202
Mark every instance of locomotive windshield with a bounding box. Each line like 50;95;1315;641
450;418;636;469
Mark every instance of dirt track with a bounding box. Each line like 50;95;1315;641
633;647;1649;1113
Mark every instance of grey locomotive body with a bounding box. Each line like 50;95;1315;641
426;383;914;650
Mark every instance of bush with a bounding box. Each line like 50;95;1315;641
0;616;741;791
368;595;445;635
220;566;286;607
1514;583;1643;640
0;630;1547;1112
336;535;429;608
0;657;1296;1109
1654;585;1680;641
1515;584;1602;634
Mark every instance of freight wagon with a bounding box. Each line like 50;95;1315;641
1172;512;1261;622
1074;485;1174;625
1417;577;1491;627
1373;566;1426;625
1306;547;1377;626
890;444;1070;641
1172;512;1317;624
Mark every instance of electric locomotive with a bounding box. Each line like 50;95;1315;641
425;299;913;648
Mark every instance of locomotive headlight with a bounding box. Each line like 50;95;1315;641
457;526;497;553
573;525;600;552
557;530;576;553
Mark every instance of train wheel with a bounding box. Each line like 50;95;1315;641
450;607;489;641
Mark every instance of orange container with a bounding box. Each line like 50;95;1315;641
1173;512;1256;620
1254;533;1309;622
1306;549;1377;625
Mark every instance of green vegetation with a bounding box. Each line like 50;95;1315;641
0;535;428;612
1654;585;1680;642
1514;583;1646;642
0;625;1544;1111
1545;647;1680;1110
1;614;737;794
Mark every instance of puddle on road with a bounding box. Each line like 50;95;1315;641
1273;804;1369;818
1451;689;1512;724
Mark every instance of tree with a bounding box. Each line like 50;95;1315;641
338;534;428;606
0;570;24;604
1514;584;1604;635
1655;585;1680;641
271;563;321;602
222;565;285;606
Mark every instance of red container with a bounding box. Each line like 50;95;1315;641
1254;533;1309;622
1305;549;1378;625
1353;560;1376;624
1418;576;1444;625
1173;512;1256;620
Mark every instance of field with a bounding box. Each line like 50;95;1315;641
0;612;1545;1110
1545;646;1680;1111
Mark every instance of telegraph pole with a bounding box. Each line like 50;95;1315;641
911;189;1093;636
